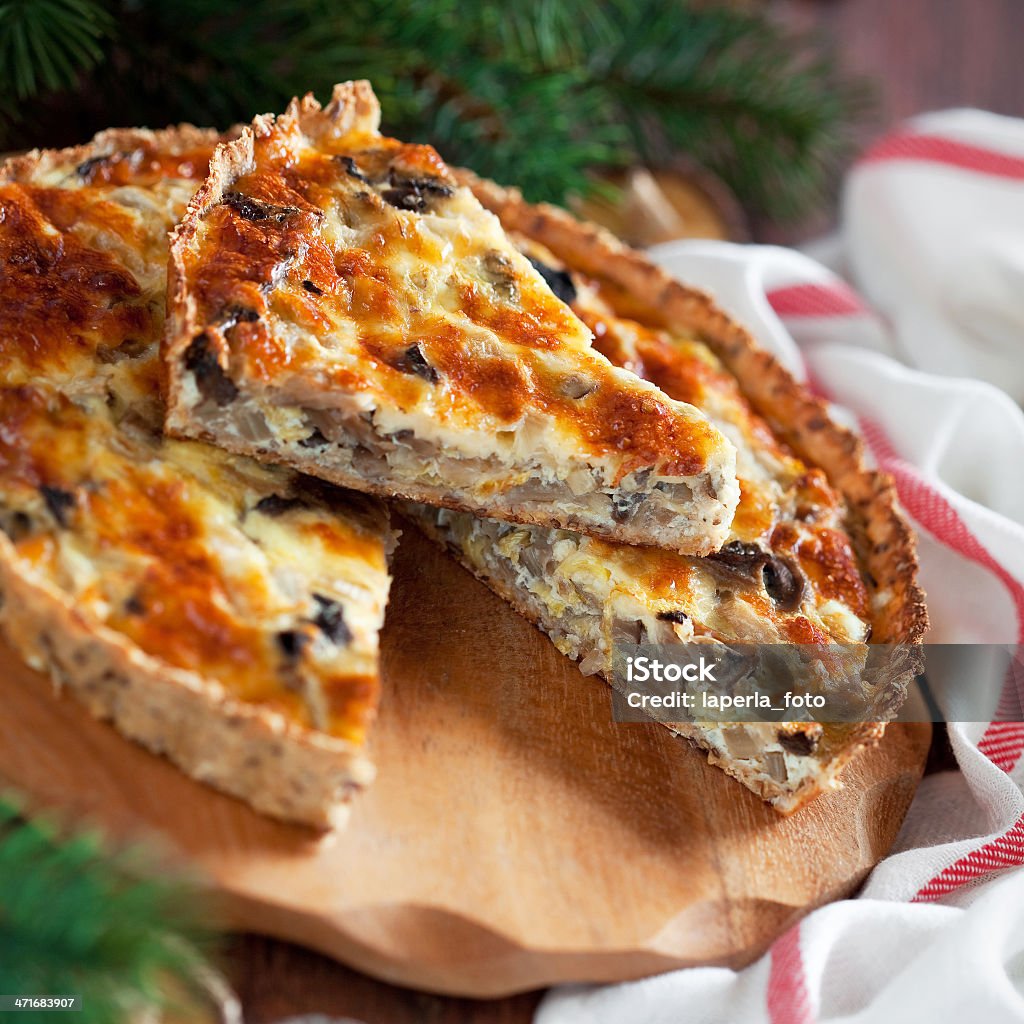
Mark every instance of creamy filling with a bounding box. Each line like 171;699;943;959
186;382;714;537
408;504;893;796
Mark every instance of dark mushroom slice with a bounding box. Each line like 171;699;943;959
312;594;352;646
0;509;33;542
527;256;577;305
222;191;303;224
75;153;116;180
610;492;646;524
380;175;454;213
778;729;819;756
762;556;804;611
40;485;76;528
709;541;806;612
395;344;440;383
299;426;329;449
657;610;690;624
220;305;261;330
709;540;767;573
253;494;306;517
276;629;311;661
184;334;238;406
335;155;369;183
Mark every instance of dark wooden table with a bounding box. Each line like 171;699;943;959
227;1;1022;1020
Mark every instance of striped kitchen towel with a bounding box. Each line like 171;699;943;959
538;110;1024;1024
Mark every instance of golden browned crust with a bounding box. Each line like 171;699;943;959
164;83;740;555
450;171;927;811
163;82;403;420
0;534;372;828
409;506;910;814
461;171;927;649
0;126;387;829
1;124;224;183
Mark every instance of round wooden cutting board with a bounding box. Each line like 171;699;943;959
0;527;929;998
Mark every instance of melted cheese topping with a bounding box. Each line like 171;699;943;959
436;237;871;648
572;278;869;635
0;139;209;410
0;133;392;742
172;86;728;485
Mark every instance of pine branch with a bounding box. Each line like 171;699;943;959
259;0;626;198
0;0;112;97
0;0;872;221
0;796;218;1024
589;0;872;219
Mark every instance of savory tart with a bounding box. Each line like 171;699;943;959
408;175;928;813
0;129;396;828
164;81;740;555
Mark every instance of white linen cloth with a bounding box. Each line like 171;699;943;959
537;110;1024;1023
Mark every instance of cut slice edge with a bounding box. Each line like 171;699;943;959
405;503;912;814
459;169;927;652
0;128;397;829
0;542;375;829
407;172;928;812
163;82;739;555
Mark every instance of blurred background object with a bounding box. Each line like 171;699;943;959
0;794;236;1024
572;160;749;246
0;0;870;236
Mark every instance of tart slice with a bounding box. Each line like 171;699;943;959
0;129;396;828
164;82;739;555
407;182;927;813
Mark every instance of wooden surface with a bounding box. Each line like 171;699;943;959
0;529;928;1001
234;3;1023;1018
3;2;1011;1019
